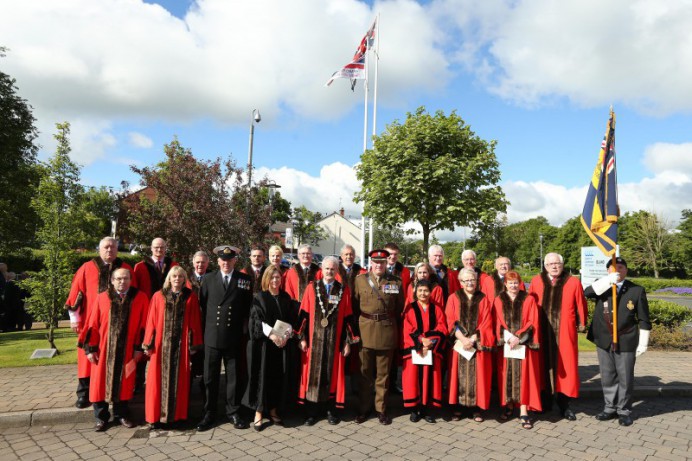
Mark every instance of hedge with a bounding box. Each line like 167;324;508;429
629;277;692;292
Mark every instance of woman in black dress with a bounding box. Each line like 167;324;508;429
243;265;298;430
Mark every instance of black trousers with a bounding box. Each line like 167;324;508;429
204;345;243;418
76;377;90;399
93;400;129;422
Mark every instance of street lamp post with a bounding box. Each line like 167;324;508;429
246;109;261;228
539;233;544;268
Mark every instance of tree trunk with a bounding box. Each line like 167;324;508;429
421;223;431;256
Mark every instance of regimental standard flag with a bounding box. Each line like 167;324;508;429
325;18;377;90
581;110;620;256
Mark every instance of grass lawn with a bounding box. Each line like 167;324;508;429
0;328;79;368
578;332;596;352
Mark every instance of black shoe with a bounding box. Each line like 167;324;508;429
229;415;248;430
562;408;576;421
424;415;436;424
253;419;266;432
196;415;215;432
327;412;340;425
595;411;617;421
355;413;369;424
409;411;421;423
94;420;108;432
376;412;392;425
119;417;136;428
75;397;90;409
618;414;633;426
304;416;317;426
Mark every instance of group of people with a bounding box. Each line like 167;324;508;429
65;236;651;433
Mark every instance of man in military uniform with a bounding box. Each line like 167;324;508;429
353;249;405;425
196;245;253;432
585;257;651;427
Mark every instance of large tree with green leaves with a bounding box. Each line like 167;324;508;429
620;210;672;278
672;209;692;275
124;138;272;264
355;107;508;253
19;123;82;350
0;47;41;254
291;205;327;247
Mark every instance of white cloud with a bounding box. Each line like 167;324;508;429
643;142;692;176
440;0;692;115
128;132;154;149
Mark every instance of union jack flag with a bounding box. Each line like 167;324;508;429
581;110;620;256
325;18;377;90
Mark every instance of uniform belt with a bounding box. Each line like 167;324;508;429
360;312;390;321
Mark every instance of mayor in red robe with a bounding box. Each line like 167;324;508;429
143;266;203;427
65;236;132;408
401;280;447;423
445;268;495;421
79;268;148;431
405;263;445;308
528;252;588;421
296;256;359;426
494;271;542;429
132;237;178;298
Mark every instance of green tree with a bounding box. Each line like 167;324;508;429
19;123;82;350
671;209;692;276
354;107;508;253
620;210;672;278
125;138;269;264
0;47;41;254
373;224;422;265
553;215;593;271
503;217;557;271
291;205;327;246
77;186;117;249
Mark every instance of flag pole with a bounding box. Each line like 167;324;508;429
361;22;370;268
609;106;618;349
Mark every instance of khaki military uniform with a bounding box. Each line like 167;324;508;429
353;272;405;414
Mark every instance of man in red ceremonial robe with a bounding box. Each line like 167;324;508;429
445;268;495;421
460;250;493;300
296;256;359;426
79;268;148;431
143;266;203;428
285;243;322;303
65;236;133;409
528;252;588;421
402;280;447;423
132;237;178;297
428;245;460;304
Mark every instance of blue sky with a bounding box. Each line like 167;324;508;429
2;0;691;241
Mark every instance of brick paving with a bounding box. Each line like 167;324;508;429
0;352;690;460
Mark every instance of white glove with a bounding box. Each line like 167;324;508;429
68;309;81;324
608;272;620;285
636;329;650;357
591;274;615;296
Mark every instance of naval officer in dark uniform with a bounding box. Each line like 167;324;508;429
353;249;405;425
196;245;253;431
585;257;651;427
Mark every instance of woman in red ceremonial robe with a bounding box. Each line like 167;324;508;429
445;268;494;422
296;256;359;425
405;262;444;307
143;266;203;428
494;271;542;429
401;280;447;423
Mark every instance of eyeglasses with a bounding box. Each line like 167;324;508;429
546;262;563;266
460;279;476;285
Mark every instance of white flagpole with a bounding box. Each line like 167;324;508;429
360;20;371;267
369;15;379;255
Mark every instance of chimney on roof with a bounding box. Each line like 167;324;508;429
339;207;345;217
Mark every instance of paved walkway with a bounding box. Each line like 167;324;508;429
0;351;690;428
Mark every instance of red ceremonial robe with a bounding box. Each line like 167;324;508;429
80;288;148;403
445;290;494;409
65;258;133;378
285;263;322;303
132;256;178;298
143;288;203;424
528;272;588;398
401;301;447;408
494;291;542;411
431;264;460;304
405;283;444;309
296;280;359;408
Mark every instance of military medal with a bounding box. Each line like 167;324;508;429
316;281;343;328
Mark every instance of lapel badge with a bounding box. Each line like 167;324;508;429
627;300;634;310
